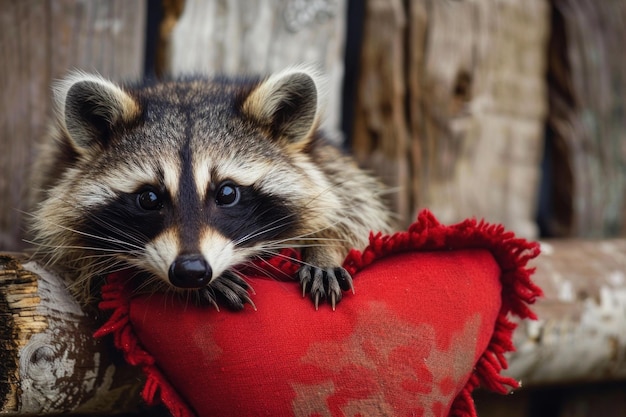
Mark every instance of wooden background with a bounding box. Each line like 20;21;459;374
1;0;626;416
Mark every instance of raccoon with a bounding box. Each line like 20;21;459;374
29;67;393;310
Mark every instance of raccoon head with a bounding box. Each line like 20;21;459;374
32;68;334;304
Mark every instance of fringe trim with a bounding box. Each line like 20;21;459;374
94;271;196;417
95;210;541;417
343;210;542;417
94;248;301;417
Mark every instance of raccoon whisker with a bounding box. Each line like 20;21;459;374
260;244;340;253
68;258;127;277
25;240;140;255
262;237;350;248
234;212;300;246
74;252;141;261
228;269;255;290
132;279;155;294
298;180;352;210
29;199;149;252
242;252;295;278
28;69;393;311
133;275;167;294
133;280;175;313
36;219;146;252
264;233;350;249
197;284;221;310
270;216;351;245
236;213;350;250
256;249;316;269
256;263;288;280
29;243;142;279
86;214;150;247
245;255;304;278
240;260;278;277
272;234;350;243
64;259;128;293
82;216;150;249
71;257;128;277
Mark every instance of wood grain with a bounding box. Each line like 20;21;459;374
352;0;411;223
0;254;143;414
506;239;626;385
352;0;549;238
0;0;146;252
165;0;347;141
546;0;626;237
0;1;148;412
4;238;626;413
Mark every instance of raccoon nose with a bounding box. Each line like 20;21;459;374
168;254;213;288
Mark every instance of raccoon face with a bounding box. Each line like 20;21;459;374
36;68;330;298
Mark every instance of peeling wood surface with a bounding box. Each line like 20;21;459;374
165;0;347;141
0;254;143;414
506;239;626;385
352;0;548;237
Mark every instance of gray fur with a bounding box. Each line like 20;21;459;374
29;68;394;309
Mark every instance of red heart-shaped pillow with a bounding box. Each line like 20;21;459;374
96;210;541;417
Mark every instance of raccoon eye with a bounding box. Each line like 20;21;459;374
137;188;163;210
215;182;240;207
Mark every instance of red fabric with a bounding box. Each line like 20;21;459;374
95;210;541;417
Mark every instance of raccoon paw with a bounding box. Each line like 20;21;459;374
199;272;256;311
298;265;354;311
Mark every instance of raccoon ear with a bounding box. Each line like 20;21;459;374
242;69;319;145
55;72;140;151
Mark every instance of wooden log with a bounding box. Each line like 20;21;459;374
0;253;144;414
352;0;549;238
0;0;146;252
0;3;148;405
3;239;626;413
164;0;347;141
506;239;626;385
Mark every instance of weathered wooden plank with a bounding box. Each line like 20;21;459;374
165;0;347;140
0;1;47;251
3;238;626;413
506;239;626;385
352;0;549;237
0;0;148;413
352;0;411;223
0;0;146;252
415;0;548;238
545;0;626;237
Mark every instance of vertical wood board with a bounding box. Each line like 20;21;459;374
0;0;146;251
166;0;347;141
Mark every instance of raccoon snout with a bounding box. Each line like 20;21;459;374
168;254;213;288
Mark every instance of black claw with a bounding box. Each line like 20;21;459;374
297;265;353;310
336;267;354;293
197;287;220;311
299;265;313;296
310;267;326;303
195;272;254;311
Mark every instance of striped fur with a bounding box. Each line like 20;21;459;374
29;68;393;309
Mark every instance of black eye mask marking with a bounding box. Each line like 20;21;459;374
76;179;300;257
78;189;169;252
206;182;298;247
